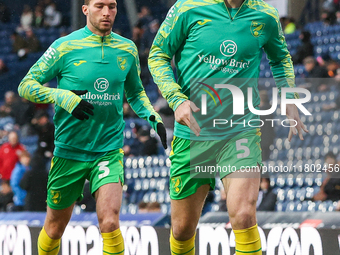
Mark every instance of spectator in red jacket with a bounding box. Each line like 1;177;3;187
0;131;25;181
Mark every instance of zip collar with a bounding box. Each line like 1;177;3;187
224;0;248;21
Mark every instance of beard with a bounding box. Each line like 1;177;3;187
88;14;114;34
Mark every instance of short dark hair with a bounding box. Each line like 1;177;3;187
325;152;336;160
84;0;90;5
148;202;161;210
138;201;148;210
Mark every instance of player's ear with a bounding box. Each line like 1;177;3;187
82;5;89;16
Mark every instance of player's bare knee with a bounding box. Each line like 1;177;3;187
98;215;120;232
172;223;196;241
230;209;256;229
45;224;66;239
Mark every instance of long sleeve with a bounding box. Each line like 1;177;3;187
148;5;188;111
263;11;298;99
124;47;162;131
18;43;81;113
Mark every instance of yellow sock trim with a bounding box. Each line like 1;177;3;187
233;224;262;254
37;227;61;255
102;228;125;255
170;230;195;255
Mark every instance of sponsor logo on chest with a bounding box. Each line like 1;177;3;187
197;40;250;74
79;78;121;106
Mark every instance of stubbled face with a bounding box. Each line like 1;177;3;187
83;0;117;36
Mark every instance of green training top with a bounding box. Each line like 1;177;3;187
149;0;297;141
19;26;161;161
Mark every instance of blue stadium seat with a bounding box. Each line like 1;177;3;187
153;167;161;178
327;201;337;211
141;179;150;191
304;174;315;187
303;147;313;160
139;168;147;178
286;189;296;201
296;201;310;211
156;178;167;191
213;189;221;203
165;191;171;204
295;187;306;201
295;174;304;187
149;178;157;190
314;173;324;187
146;167;153;178
270;177;276;188
132;168;139;178
160;167;169;178
128;204;138;214
210;203;220;212
322;111;333;123
124;157;132;168
276;175;286;188
129;191;138;204
286;174;295;187
276;188;287;202
275;201;288;212
142;191;151;203
305;187;316;200
149;192;157;203
157;191;165;204
120;205;128;214
285;201;298;212
307;202;317;212
277;150;287;161
161;203;168;214
134;179;142;191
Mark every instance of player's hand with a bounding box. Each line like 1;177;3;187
149;115;167;149
70;90;94;120
175;100;201;136
286;104;308;142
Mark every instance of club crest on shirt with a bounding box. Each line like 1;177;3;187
171;176;182;194
250;21;265;37
117;57;127;71
50;190;61;204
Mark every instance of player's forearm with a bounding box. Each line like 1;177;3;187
127;90;163;131
148;45;188;111
19;76;56;104
270;54;298;99
127;90;161;122
18;76;80;113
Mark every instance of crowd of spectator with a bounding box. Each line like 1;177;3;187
123;6;174;151
16;0;62;32
10;29;41;59
313;152;340;202
0;91;52;212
